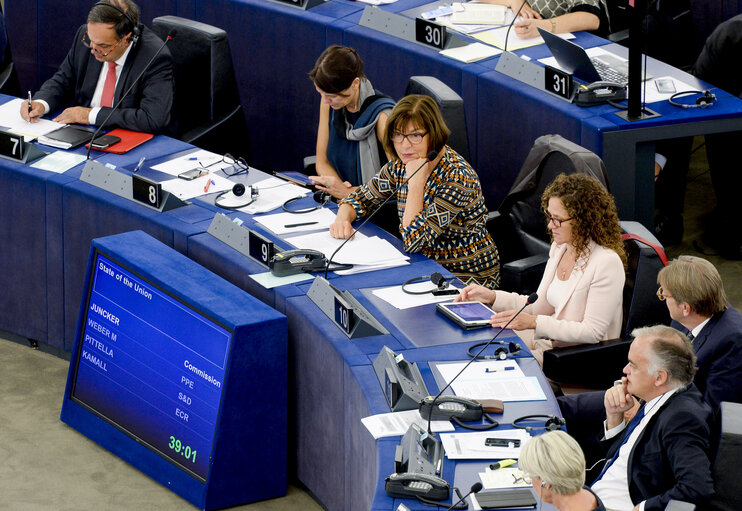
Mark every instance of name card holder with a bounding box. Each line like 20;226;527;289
359;6;468;51
207;213;277;268
80;160;185;212
0;130;46;164
495;52;574;103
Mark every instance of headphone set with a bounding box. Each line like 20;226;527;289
282;190;331;214
401;272;458;296
511;414;565;432
467;340;523;360
93;2;142;46
669;90;717;109
214;183;259;209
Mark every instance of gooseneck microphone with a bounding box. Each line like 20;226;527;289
425;292;538;435
85;30;176;160
444;482;483;511
504;0;529;52
323;150;438;279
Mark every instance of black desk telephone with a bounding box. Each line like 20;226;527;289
269;249;327;277
575;81;627;106
419;395;483;422
385;423;450;501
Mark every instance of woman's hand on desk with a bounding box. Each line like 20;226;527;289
490;310;537;330
329;203;357;239
455;284;496;305
513;18;545;39
309;175;355;200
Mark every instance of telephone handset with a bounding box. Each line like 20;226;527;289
575;81;627;106
385;472;450;501
419;395;483;422
269;249;327;277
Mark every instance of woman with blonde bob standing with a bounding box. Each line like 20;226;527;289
519;430;606;511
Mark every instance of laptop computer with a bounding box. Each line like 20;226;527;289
538;28;646;85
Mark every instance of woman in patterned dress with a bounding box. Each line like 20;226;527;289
329;95;500;288
481;0;609;39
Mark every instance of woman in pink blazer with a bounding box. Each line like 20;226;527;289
457;173;626;365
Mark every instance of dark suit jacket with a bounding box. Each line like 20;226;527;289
34;24;173;134
672;307;742;410
599;385;714;511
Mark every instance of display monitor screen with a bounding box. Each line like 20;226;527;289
70;251;233;481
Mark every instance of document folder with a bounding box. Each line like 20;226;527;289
86;128;153;154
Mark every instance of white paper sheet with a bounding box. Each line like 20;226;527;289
151;149;226;176
361;409;455;439
440;429;531;459
372;282;463;309
452;376;547;402
0;98;65;139
473;26;574;50
436;360;525;382
160;173;235;200
254;208;336;235
440;43;502;63
479;467;531;489
238;177;310;214
285;231;408;266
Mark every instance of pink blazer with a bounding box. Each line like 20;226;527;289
493;241;625;347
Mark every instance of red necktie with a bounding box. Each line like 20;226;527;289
101;61;117;108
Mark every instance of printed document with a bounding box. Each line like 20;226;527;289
372;281;463;309
361;409;454;439
0;98;63;139
440;429;531;459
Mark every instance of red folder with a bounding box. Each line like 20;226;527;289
86;128;154;154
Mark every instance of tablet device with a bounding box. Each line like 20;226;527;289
436;301;494;330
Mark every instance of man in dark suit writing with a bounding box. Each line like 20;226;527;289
591;325;714;511
20;0;173;134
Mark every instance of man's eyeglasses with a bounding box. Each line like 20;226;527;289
543;210;573;228
391;131;428;145
82;31;124;58
656;286;672;301
221;153;249;177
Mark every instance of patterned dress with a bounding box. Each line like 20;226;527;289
341;146;500;288
529;0;608;33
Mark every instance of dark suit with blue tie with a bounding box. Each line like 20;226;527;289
594;385;714;511
34;24;173;134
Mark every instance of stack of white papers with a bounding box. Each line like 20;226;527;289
254;208;336;235
440;429;531;459
285;231;410;275
361;409;455;439
30;151;86;173
479;466;531;489
473;26;574;51
0;98;64;140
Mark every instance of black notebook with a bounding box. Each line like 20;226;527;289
474;488;538;509
38;126;96;149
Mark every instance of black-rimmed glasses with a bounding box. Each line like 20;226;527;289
391;131;428;144
221;153;249;177
543;210;573;228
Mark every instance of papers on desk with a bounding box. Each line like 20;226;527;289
372;281;463;309
30;151;86;173
249;271;314;289
254;208;336;235
239;177;310;214
440;429;531;459
440;43;502;63
479;467;531;489
0;98;64;140
473;26;574;51
361;409;455;439
449;3;506;24
285;231;410;275
434;360;547;402
356;0;397;5
160;173;235;200
151;149;228;176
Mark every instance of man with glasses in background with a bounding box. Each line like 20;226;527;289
21;0;173;134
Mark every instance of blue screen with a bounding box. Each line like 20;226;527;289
71;252;232;481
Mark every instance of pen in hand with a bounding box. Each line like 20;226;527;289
27;91;32;122
284;221;318;228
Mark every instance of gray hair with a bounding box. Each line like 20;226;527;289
631;325;696;387
518;430;585;496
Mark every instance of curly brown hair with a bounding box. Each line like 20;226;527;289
541;173;626;267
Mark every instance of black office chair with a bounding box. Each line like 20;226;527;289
542;221;671;389
708;401;742;511
405;76;469;162
151;16;248;157
487;134;610;294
